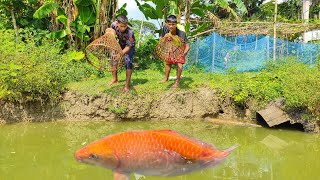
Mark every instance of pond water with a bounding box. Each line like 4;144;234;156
0;120;319;180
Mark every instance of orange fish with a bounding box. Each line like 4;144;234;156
75;130;236;180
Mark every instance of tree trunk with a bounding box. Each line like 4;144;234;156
99;0;108;35
10;7;19;37
51;0;62;31
95;0;118;38
112;0;118;22
177;0;182;23
63;0;78;45
184;0;190;25
94;0;101;39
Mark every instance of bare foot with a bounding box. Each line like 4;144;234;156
160;79;168;83
123;86;130;92
171;83;180;88
109;80;118;86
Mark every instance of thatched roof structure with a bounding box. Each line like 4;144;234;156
190;20;320;37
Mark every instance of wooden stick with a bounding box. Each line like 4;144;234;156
206;118;262;128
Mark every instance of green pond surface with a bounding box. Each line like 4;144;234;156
0;120;319;180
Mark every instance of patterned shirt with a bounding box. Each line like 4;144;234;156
111;21;135;49
161;24;188;44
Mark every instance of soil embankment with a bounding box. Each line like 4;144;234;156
0;88;319;133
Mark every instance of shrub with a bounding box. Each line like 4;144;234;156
134;36;163;72
0;29;97;102
229;57;320;119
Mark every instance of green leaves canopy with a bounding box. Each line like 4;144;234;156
33;2;57;19
134;0;163;20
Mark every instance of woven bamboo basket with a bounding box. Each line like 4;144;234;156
85;28;123;71
155;33;186;63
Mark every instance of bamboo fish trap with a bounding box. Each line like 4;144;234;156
85;28;123;71
155;33;186;63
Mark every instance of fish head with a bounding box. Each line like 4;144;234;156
75;140;118;170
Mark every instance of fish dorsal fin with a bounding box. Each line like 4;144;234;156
151;129;215;149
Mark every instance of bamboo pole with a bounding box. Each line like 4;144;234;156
190;28;216;38
211;33;216;72
266;36;270;60
196;37;199;64
273;0;278;63
137;16;144;48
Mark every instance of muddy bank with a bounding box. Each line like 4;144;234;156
0;88;319;133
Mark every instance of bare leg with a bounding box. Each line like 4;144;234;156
171;63;183;88
161;64;172;82
123;69;133;92
109;70;118;86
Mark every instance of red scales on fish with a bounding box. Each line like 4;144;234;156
75;129;236;180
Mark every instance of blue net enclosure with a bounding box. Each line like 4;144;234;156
186;32;320;72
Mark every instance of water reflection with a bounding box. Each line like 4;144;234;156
0;120;319;179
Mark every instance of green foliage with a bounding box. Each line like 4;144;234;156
317;55;320;71
130;19;157;35
230;72;282;105
33;2;57;19
134;0;164;20
278;0;302;21
48;29;68;39
77;5;95;24
29;0;121;50
271;59;320;117
247;0;320;23
249;1;274;20
117;3;128;17
224;58;320;119
108;106;128;115
0;29;97;102
0;0;49;29
134;37;163;71
190;22;211;36
134;0;247;37
185;64;206;74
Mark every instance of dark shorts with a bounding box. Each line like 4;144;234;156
123;47;135;69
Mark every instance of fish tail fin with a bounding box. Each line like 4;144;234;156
219;144;238;158
202;144;238;167
224;144;238;154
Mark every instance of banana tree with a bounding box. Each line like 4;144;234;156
34;0;73;45
33;0;121;49
135;0;247;36
92;0;119;39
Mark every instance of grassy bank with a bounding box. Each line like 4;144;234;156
1;29;319;121
67;60;320;121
